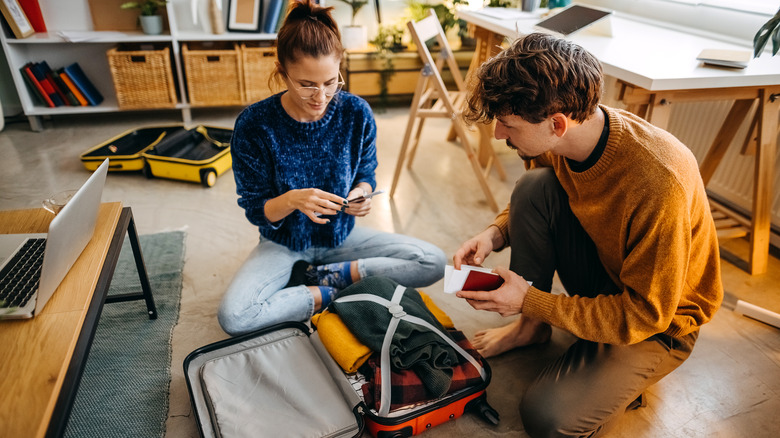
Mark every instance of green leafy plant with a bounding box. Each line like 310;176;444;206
369;24;406;110
337;0;369;26
485;0;513;7
753;7;780;57
406;0;470;42
120;0;168;16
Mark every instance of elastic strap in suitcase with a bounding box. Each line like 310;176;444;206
334;285;487;416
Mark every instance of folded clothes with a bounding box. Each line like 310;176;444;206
332;277;458;398
360;330;484;413
311;290;454;374
311;309;373;374
418;290;455;329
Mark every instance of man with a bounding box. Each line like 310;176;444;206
453;33;723;437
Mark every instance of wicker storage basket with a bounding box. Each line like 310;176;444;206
241;43;278;104
182;42;244;107
107;45;178;109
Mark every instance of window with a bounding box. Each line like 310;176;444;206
661;0;777;15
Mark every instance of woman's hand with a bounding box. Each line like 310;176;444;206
342;184;375;217
343;187;372;217
265;188;345;224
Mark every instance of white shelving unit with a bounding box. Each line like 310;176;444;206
0;0;276;131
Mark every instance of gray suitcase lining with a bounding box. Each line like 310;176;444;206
186;326;363;438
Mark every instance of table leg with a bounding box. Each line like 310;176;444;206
103;208;158;319
749;88;780;274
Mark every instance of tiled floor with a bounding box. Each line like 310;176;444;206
1;105;778;437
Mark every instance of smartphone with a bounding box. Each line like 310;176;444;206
347;189;385;203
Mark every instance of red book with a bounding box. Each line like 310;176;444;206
461;269;504;291
39;61;70;106
30;62;64;106
18;0;46;33
444;264;505;293
21;63;54;107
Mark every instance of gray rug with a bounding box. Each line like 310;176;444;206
64;231;186;438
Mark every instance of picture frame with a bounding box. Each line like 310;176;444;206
0;0;34;38
227;0;263;33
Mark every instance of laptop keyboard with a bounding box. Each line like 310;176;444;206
0;238;47;309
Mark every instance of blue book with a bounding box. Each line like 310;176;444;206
263;0;283;34
63;62;104;106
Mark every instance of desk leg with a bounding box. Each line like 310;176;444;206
104;208;158;319
749;88;780;275
645;93;673;130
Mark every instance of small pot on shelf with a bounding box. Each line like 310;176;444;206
139;15;164;35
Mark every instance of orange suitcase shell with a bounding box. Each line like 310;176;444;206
183;322;498;438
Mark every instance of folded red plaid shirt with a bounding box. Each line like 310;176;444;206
360;330;486;413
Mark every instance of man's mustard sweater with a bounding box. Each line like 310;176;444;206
492;106;723;345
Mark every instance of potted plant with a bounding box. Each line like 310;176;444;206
753;7;780;57
338;0;369;50
368;24;406;111
120;0;169;35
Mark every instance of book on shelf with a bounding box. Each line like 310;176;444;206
63;63;104;106
262;0;283;34
27;62;64;106
20;63;51;107
18;0;46;32
57;69;89;106
48;69;80;106
275;0;289;33
39;61;72;106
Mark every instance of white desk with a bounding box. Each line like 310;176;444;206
459;9;780;275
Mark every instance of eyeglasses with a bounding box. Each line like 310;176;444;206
291;72;345;100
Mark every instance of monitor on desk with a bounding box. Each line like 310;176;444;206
534;4;613;37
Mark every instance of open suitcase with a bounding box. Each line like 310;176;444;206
184;282;499;438
80;125;232;187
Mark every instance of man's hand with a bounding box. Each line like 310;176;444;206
456;266;530;317
453;225;505;269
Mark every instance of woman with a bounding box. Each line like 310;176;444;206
218;0;446;336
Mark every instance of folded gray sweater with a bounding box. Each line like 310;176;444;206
331;276;457;398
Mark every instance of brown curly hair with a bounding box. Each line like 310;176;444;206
465;33;603;125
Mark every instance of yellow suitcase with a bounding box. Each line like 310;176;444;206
80;125;232;188
142;125;232;188
80;126;170;172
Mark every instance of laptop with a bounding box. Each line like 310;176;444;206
534;4;613;37
0;158;109;320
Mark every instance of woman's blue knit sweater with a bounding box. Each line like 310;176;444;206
231;91;377;251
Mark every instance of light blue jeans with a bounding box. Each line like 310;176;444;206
217;226;446;335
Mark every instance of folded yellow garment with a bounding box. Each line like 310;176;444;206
419;290;454;329
312;309;372;374
311;290;454;374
